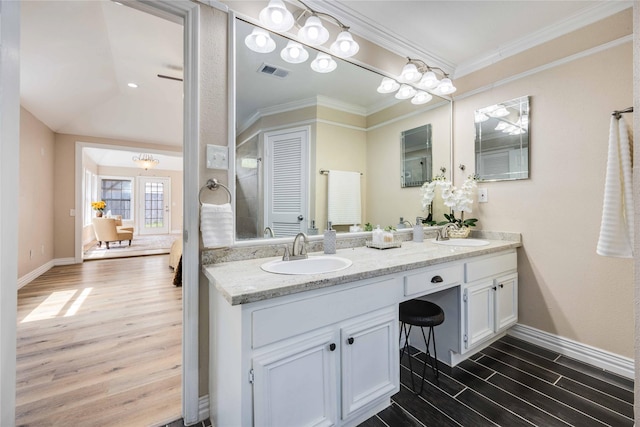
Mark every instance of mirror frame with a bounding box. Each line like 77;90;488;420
474;95;530;182
227;12;454;246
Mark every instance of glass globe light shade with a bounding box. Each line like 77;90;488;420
475;112;489;123
399;63;422;83
258;0;294;32
245;28;276;53
411;91;433;105
310;53;337;73
492;106;509;117
281;41;309;64
395;84;417;100
330;31;359;58
376;77;400;94
437;78;457;95
494;121;509;131
418;71;439;89
298;15;330;46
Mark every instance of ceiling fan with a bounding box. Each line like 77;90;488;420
157;73;183;82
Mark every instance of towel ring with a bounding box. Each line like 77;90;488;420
199;178;232;206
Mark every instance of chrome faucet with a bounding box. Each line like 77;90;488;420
436;223;459;241
291;232;309;260
264;226;274;238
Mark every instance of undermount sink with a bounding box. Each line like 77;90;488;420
261;256;353;275
432;238;490;247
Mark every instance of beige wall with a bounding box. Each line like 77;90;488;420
53;133;182;259
453;41;634;357
18;108;55;278
367;103;451;228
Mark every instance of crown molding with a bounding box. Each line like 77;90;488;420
298;1;632;80
454;1;632;78
300;0;456;75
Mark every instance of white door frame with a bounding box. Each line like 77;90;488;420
1;1;202;425
0;1;21;425
137;176;172;235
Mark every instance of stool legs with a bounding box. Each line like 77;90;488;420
399;322;440;394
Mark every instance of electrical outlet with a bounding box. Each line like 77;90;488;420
478;187;488;203
70;209;76;217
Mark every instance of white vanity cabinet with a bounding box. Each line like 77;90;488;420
207;241;521;427
251;306;398;427
461;251;518;353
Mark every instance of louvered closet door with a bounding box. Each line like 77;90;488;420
264;127;309;238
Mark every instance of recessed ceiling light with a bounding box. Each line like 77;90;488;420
127;83;138;88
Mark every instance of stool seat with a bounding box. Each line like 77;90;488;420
399;299;445;394
400;300;444;327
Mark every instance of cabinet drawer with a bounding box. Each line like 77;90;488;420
465;251;517;283
404;264;463;297
252;277;400;349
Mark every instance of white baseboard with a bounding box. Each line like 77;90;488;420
508;324;634;379
17;257;79;289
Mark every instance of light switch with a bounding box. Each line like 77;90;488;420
70;209;76;217
206;144;229;170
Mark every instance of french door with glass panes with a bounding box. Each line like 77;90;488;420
137;177;171;235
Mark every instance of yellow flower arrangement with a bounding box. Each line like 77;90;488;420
91;200;106;211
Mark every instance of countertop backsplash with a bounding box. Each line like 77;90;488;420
201;228;521;265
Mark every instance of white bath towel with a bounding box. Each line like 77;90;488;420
200;203;233;248
327;170;362;225
596;117;634;258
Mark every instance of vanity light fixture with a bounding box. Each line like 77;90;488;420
411;91;432;105
310;52;337;73
395;84;417;100
280;40;309;63
376;77;400;94
298;15;330;46
259;0;295;32
255;0;360;59
245;28;276;53
378;57;457;106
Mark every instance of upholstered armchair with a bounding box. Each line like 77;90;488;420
92;218;133;249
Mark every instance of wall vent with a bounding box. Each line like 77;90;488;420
257;63;289;79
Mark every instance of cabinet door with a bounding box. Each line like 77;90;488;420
496;273;518;331
340;309;399;420
253;330;338;427
463;280;495;350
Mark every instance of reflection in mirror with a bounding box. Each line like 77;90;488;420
234;18;452;241
475;96;530;181
401;124;432;188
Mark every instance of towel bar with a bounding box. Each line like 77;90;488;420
199;179;232;205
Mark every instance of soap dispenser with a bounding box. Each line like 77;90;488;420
307;220;318;235
413;217;424;242
372;225;383;244
324;221;336;254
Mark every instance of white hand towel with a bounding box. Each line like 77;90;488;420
200;203;233;248
596;117;633;258
328;170;362;225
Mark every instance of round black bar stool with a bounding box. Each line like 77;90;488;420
399;299;445;394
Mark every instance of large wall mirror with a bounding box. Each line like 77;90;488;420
233;17;452;242
475;96;530;181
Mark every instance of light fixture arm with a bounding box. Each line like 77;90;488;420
296;0;350;30
407;57;449;78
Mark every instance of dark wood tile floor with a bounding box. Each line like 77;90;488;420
359;335;634;427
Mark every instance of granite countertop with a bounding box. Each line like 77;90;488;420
204;237;521;306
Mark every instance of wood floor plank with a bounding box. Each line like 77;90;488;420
501;335;560;361
555;355;635;392
479;347;561;384
392;385;461;426
556;376;634;419
376;402;425;427
399;365;497;426
478;354;631;426
16;255;182;427
492;341;634;404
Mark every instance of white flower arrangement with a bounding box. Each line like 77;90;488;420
421;175;479;227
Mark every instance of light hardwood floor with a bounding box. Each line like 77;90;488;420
16;255;182;427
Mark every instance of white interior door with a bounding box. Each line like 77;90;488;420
264;127;309;238
137;177;171;235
